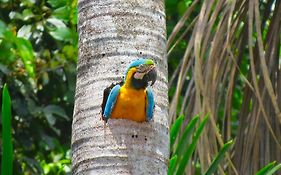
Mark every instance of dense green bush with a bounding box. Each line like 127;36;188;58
0;0;77;174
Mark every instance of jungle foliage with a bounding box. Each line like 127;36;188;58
0;0;77;174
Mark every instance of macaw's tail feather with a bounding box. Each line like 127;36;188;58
101;81;123;121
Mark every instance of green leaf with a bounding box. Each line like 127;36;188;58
0;0;10;3
14;38;35;78
71;6;77;25
256;162;277;175
46;18;67;29
23;157;43;174
0;35;15;62
62;45;76;60
265;163;281;175
42;105;65;135
175;114;199;156
47;0;67;8
0;63;10;74
168;155;178;175
22;9;35;21
8;9;34;21
0;20;6;37
20;0;36;7
17;25;32;39
204;140;233;175
256;161;281;175
41;134;56;150
43;105;69;121
166;0;178;7
176;115;208;175
53;6;71;22
177;1;188;16
49;27;73;42
1;84;13;175
170;115;184;149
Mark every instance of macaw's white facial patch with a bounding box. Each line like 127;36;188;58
134;64;156;80
134;72;145;79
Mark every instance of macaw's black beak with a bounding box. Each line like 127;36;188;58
143;67;157;86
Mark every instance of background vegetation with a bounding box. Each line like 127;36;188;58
0;0;280;174
0;0;76;174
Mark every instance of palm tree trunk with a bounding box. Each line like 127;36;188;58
71;0;169;174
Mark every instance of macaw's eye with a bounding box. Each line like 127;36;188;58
137;64;144;71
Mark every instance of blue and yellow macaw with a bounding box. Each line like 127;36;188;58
101;58;157;122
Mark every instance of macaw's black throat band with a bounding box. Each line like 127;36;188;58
131;67;157;89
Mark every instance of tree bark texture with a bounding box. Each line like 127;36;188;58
72;0;169;174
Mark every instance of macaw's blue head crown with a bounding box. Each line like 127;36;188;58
125;58;154;77
124;58;157;88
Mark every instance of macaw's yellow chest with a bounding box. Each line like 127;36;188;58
111;86;147;122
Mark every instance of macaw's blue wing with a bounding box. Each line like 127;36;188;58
103;84;121;122
146;87;155;121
